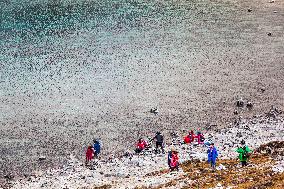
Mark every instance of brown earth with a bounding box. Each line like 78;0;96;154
132;141;284;189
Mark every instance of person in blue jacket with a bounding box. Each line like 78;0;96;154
207;143;218;170
93;139;101;158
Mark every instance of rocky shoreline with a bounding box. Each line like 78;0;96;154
3;113;283;189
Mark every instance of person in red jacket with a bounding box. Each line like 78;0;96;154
184;134;191;144
189;130;195;143
196;131;205;144
85;145;94;166
184;130;195;144
135;138;147;153
169;148;179;171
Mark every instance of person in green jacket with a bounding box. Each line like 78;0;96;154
236;140;252;166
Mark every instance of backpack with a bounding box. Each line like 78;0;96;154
156;134;164;143
200;135;205;142
242;146;250;158
93;141;101;154
168;151;172;165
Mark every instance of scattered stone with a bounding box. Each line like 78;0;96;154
4;174;14;180
260;87;266;93
150;108;158;115
38;156;46;161
247;102;253;109
236;132;242;138
236;99;244;107
266;106;282;118
104;173;112;177
41;181;48;187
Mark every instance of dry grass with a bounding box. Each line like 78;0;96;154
92;185;112;189
148;141;284;189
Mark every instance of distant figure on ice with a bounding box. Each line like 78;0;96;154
207;143;218;170
93;139;101;158
236;140;252;166
152;132;165;153
135;138;147;153
85;145;95;166
168;148;179;171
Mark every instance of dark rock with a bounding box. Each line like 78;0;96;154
4;174;14;180
234;110;239;115
150;108;158;115
236;99;244;107
104;173;112;177
266;106;282;118
244;125;250;130
247;102;253;109
268;32;272;36
38;156;46;161
248;8;252;12
236;132;242;138
260;87;266;92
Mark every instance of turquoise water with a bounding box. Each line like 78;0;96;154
0;0;231;120
0;0;187;37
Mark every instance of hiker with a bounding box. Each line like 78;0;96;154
183;134;191;144
189;130;195;143
204;138;213;147
196;130;205;144
207;143;218;170
236;140;252;166
183;130;193;144
85;145;94;166
169;148;179;171
152;132;165;153
135;138;147;153
93;139;101;158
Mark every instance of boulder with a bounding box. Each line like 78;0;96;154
247;102;253;109
38;156;46;161
236;99;244;107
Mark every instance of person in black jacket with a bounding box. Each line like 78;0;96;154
153;132;165;153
